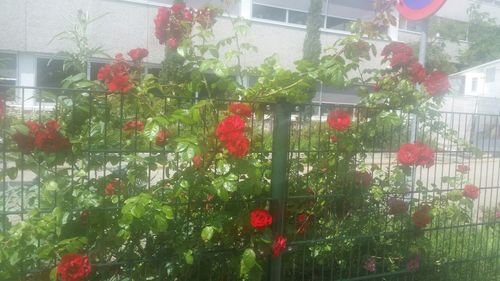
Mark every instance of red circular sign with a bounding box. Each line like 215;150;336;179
396;0;447;21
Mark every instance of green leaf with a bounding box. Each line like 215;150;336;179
45;181;59;191
201;226;215;242
240;248;257;279
49;267;58;281
6;167;17;180
184;250;194;265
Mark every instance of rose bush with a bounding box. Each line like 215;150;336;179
0;1;490;281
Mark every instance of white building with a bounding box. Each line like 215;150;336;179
1;0;500;106
445;59;500;115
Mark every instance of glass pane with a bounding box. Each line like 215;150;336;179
288;10;307;25
252;4;286;22
253;0;310;11
0;80;16;101
36;58;77;88
326;17;353;31
0;53;17;79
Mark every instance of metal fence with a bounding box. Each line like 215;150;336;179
1;86;500;281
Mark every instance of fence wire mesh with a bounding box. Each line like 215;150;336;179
1;86;500;281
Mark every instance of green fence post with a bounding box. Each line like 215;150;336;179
270;100;292;281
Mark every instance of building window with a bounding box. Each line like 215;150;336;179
0;53;17;101
36;58;77;88
486;68;496;83
288;10;307;25
252;4;286;22
326;17;353;31
471;77;478;92
399;16;425;32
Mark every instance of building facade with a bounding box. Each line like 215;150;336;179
1;0;500;106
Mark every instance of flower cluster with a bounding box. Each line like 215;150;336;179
412;205;432;229
250;208;272;229
327;109;351;131
12;120;71;153
387;198;408;215
381;42;414;69
363;257;376;272
154;3;217;49
155;130;170;146
397;143;435;168
381;42;450;96
98;55;133;93
192;155;203;169
272;235;287;257
215;108;251;158
123;120;145;132
228;102;252;118
127;47;149;62
57;253;91;281
463;184;480;199
423;71;450;97
105;180;121;196
98;48;148;93
456;164;470;174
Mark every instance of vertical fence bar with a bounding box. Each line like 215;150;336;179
270;100;292;281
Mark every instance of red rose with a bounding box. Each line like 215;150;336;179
171;2;186;13
154;7;170;44
97;64;112;81
123;120;144;132
228;103;252;118
387;198;408;215
183;8;193;21
412;206;432;229
414;143;435;168
224;134;250;158
216;115;250;158
397;143;419;165
12;132;35;153
272;235;287;257
105;180;120;196
407;256;420;271
128;48;149;61
397;143;434;167
167;37;178;49
381;42;414;68
155;130;170;146
196;7;217;28
192;155;203;169
327;109;351;131
250;208;272;229
26;120;42;135
34;131;70;153
295;213;309;234
456;164;470;174
424;71;450;97
408;62;426;83
57;253;91;281
355;171;372;188
107;73;133;93
463;184;480;199
363;257;376;272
